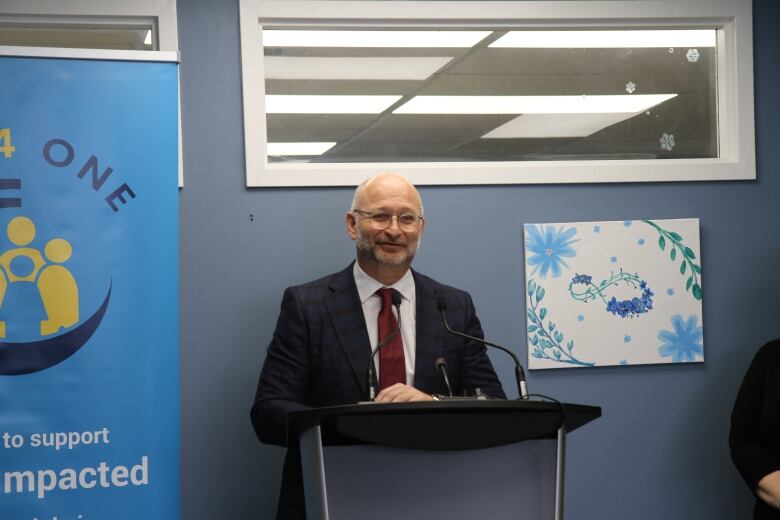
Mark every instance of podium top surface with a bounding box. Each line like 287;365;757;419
289;400;601;451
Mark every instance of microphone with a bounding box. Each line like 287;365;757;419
367;289;403;400
436;297;529;400
434;357;454;398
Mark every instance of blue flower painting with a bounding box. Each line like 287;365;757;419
658;314;703;362
525;224;578;279
524;218;703;369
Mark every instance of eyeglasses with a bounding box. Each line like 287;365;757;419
352;209;424;231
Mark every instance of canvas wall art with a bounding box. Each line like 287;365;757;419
523;218;703;369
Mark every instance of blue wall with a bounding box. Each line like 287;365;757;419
178;0;779;517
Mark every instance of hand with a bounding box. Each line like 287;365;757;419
375;383;434;403
757;470;780;509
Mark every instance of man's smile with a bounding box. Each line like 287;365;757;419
377;242;405;249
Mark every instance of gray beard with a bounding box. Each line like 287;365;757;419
355;233;420;267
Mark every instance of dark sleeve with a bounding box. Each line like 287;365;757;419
459;292;507;399
250;287;313;447
729;341;780;492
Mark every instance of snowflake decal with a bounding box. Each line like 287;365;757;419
686;49;700;63
660;133;676;151
625;81;636;94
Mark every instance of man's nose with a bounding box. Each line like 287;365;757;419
384;216;403;235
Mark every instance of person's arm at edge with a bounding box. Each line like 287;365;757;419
250;286;313;447
757;472;780;509
730;341;780;507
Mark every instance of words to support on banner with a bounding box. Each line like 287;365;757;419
3;427;149;500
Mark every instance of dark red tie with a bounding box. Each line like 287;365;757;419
378;288;405;390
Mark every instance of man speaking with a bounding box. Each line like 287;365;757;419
251;173;505;518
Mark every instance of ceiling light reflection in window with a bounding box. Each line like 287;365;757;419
394;94;677;115
263;30;491;48
266;95;402;114
491;29;716;48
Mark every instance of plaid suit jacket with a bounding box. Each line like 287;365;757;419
250;263;505;518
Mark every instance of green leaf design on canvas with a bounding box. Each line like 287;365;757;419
643;220;702;303
526;278;593;367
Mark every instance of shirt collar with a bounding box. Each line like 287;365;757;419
353;262;414;304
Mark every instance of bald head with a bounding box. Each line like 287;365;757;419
350;173;423;216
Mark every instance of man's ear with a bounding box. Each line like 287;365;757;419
346;212;358;240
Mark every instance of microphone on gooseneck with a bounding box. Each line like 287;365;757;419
434;357;454;398
436;296;529;400
367;289;403;400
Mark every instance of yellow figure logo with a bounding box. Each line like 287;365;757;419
0;216;79;337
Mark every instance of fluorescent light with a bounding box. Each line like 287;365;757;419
262;30;491;48
490;30;716;48
264;57;452;80
144;30;152;46
393;94;677;114
267;142;336;156
483;113;640;138
266;95;401;114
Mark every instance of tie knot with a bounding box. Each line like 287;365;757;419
378;288;395;308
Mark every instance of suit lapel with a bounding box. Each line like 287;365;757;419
324;265;372;398
412;271;445;392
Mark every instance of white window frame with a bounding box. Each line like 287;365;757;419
239;0;755;187
0;0;178;51
0;0;182;186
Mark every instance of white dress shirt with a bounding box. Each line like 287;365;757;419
353;262;416;386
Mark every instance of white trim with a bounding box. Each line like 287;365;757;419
239;0;755;187
240;1;268;187
0;0;178;52
249;0;744;22
239;158;747;187
0;45;178;62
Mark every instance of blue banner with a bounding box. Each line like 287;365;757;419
0;55;179;519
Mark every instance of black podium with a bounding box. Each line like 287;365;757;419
289;400;601;520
